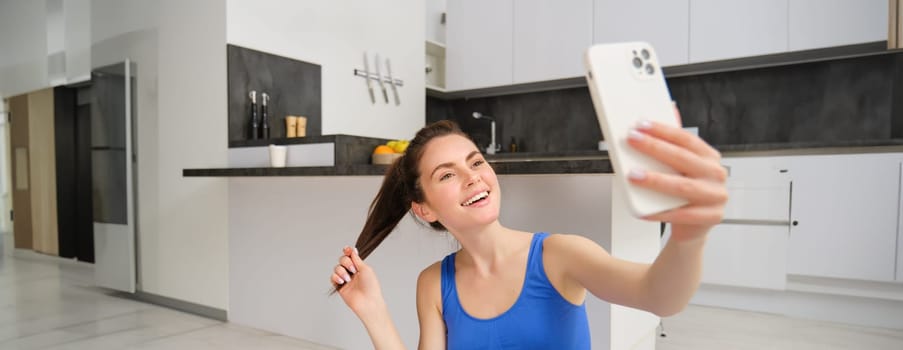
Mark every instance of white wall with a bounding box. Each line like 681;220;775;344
46;0;64;54
0;0;92;96
0;0;230;312
226;0;426;140
0;0;48;98
45;0;66;85
0;0;91;93
64;0;92;83
90;0;157;45
90;0;229;310
152;0;229;310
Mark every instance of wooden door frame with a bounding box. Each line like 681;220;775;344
8;94;32;250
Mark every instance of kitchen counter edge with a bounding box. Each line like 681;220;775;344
185;140;903;177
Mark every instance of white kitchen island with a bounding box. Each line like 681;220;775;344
210;170;661;350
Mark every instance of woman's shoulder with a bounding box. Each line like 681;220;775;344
416;260;444;311
542;232;599;252
541;233;608;272
418;260;443;284
417;257;449;294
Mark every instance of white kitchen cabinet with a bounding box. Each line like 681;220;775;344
897;161;903;282
786;153;901;282
719;156;793;220
426;0;446;44
593;0;690;67
703;224;789;290
689;0;788;63
513;0;592;84
788;0;888;51
701;157;791;290
446;0;513;90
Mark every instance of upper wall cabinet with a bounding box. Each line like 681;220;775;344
446;0;888;91
689;0;789;63
513;0;593;84
788;0;888;51
446;0;513;91
594;0;690;67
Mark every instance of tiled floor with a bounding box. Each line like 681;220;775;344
0;234;335;350
2;232;901;349
657;304;903;350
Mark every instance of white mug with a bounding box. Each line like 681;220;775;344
269;144;287;167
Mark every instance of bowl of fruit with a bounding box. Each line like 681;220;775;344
371;139;409;165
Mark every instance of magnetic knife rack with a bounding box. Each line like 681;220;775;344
353;69;404;87
355;52;403;105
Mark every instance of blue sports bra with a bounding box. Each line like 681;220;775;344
441;232;591;349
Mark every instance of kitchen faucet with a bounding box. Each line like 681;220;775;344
472;112;501;155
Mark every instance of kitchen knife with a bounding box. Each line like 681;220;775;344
363;52;375;104
386;58;400;105
375;53;389;103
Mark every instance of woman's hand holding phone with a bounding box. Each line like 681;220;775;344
625;109;728;242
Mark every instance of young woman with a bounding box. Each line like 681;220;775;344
329;117;727;349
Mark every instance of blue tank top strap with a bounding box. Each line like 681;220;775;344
440;251;457;311
527;232;550;276
522;232;562;300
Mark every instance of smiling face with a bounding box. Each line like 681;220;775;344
412;134;501;232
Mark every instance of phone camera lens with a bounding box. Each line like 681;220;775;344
645;63;655;75
632;57;643;68
641;49;651;60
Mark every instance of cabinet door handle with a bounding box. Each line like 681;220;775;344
721;219;791;226
792;220;799;226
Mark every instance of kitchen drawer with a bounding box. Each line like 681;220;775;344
702;223;789;290
723;179;791;223
701;178;791;290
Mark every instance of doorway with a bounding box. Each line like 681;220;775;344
55;85;94;263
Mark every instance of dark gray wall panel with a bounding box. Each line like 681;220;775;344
228;45;321;144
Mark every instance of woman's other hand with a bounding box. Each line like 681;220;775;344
332;246;387;319
625;108;728;242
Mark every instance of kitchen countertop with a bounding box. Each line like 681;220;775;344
182;158;614;177
183;139;903;177
716;139;903;153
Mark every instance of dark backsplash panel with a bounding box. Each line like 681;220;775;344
428;52;903;152
669;53;895;145
892;53;903;139
427;88;600;153
228;44;321;144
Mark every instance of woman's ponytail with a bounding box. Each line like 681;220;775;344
333;120;469;292
354;157;412;260
351;120;468;262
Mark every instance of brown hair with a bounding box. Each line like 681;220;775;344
354;120;470;260
333;120;472;292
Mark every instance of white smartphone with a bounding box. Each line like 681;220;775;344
584;42;688;217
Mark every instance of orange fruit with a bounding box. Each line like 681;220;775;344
372;145;395;155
